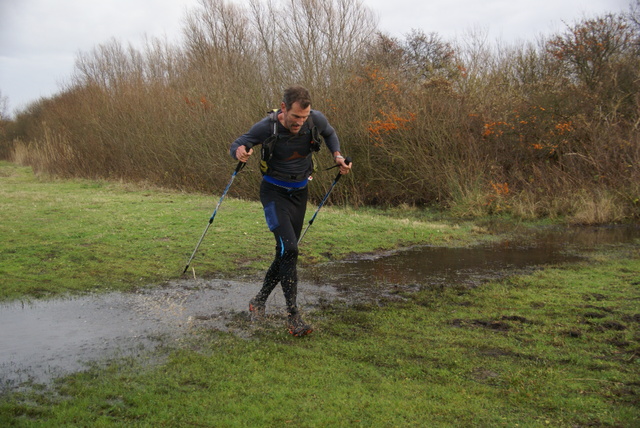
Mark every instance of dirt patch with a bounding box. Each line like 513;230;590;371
450;318;512;331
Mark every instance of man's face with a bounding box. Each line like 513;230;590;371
281;101;311;135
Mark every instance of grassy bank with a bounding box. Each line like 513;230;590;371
1;162;638;426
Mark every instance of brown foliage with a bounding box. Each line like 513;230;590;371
1;1;638;222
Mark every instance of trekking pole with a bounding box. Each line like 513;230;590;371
183;161;246;274
298;157;351;245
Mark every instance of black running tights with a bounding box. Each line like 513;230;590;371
255;181;308;315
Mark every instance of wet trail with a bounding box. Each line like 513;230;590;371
1;225;638;391
0;280;340;390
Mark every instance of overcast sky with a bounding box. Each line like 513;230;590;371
0;0;631;116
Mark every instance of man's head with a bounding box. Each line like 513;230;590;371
282;85;311;111
281;86;312;135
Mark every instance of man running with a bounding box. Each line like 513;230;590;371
230;85;351;336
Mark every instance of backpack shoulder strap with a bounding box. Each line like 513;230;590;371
307;111;322;151
268;109;278;137
260;110;279;175
306;112;314;130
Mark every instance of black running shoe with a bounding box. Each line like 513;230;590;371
288;313;313;337
249;298;266;322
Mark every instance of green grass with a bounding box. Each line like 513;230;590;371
2;252;638;427
0;162;482;301
1;161;638;427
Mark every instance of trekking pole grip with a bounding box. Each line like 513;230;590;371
334;156;352;182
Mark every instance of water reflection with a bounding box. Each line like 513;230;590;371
303;225;640;291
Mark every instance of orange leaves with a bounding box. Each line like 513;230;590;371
324;97;338;115
367;67;384;82
482;105;574;157
357;66;416;145
184;95;210;112
491;181;509;195
200;96;210;111
486;181;511;213
554;121;574;135
354;67;401;96
368;110;416;144
456;64;468;78
482;121;510;138
367;68;398;90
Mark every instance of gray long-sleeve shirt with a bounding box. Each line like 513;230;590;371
229;110;340;182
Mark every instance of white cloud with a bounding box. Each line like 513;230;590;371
363;0;630;41
0;0;631;115
0;0;199;113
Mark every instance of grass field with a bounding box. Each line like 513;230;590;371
1;162;638;427
0;161;488;301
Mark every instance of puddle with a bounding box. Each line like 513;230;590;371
1;225;638;391
0;280;338;391
303;225;640;296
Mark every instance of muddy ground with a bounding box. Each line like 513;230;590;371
1;225;638;392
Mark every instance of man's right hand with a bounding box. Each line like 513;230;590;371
236;145;253;163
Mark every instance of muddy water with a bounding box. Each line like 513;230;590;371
304;225;640;296
1;225;638;390
0;280;339;391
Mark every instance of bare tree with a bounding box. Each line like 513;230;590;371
402;29;456;82
628;0;640;28
0;90;9;121
273;0;378;90
182;0;377;104
547;14;634;89
183;0;257;70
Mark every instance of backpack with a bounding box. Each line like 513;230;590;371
259;109;322;179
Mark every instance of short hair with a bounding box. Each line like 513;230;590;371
283;85;312;110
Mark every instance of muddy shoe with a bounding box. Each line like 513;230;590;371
249;298;266;322
287;313;313;337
